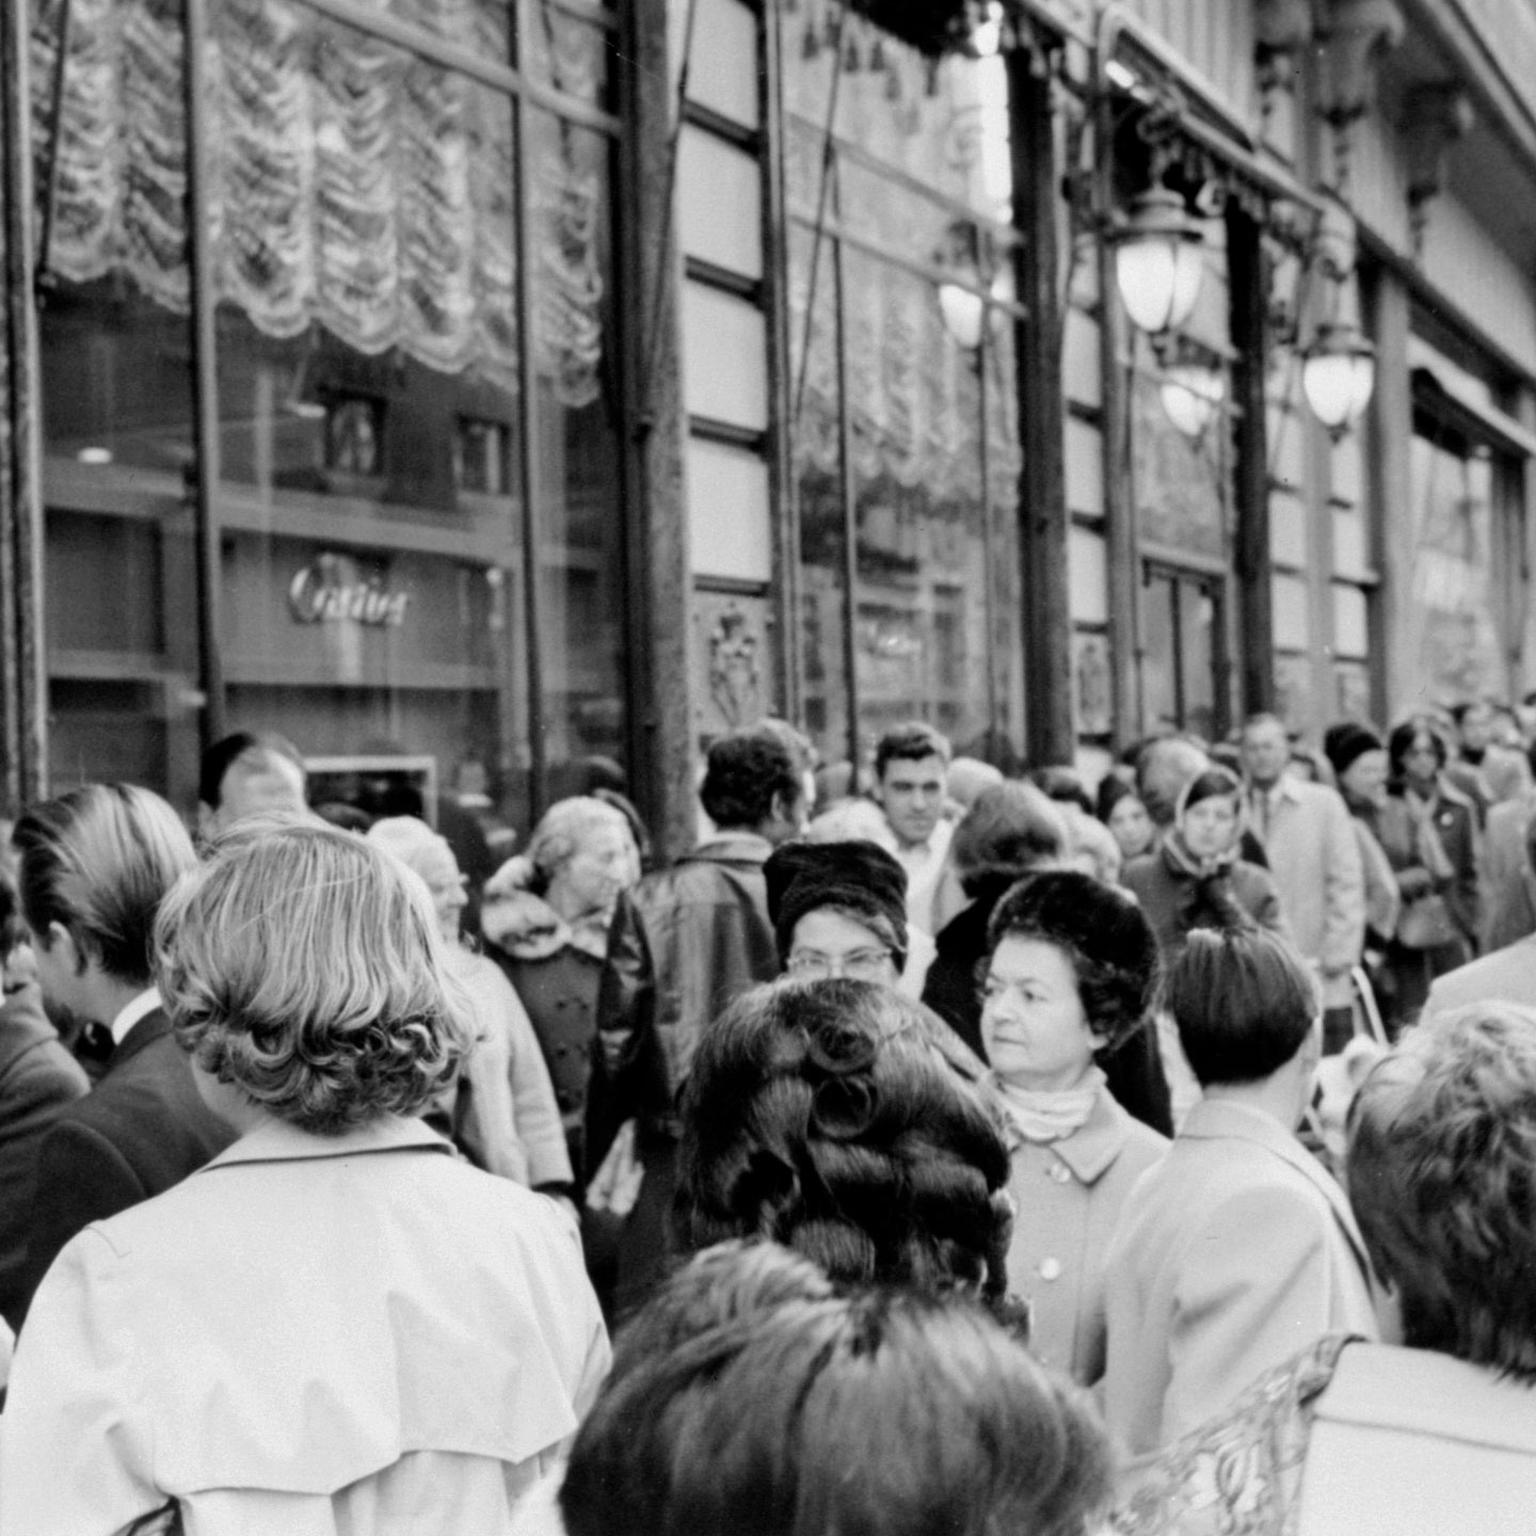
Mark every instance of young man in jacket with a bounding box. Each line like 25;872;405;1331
590;725;807;1313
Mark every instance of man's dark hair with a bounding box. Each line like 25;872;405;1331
198;731;305;810
561;1253;1111;1536
1162;926;1317;1088
874;722;952;781
699;730;801;831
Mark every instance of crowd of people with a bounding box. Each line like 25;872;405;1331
0;707;1533;1532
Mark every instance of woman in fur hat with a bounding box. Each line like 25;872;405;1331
763;838;914;994
980;870;1169;1386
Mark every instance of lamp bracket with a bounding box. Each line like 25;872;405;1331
1404;84;1475;259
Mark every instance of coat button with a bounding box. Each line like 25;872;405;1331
1048;1162;1072;1184
1039;1257;1062;1282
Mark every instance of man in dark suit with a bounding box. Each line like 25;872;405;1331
7;785;236;1329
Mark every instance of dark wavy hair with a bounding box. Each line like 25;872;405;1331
700;730;802;830
155;817;472;1134
1348;1004;1536;1381
562;1244;1110;1536
986;870;1160;1051
873;720;952;780
675;980;1015;1311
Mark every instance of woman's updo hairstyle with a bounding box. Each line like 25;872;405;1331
676;979;1015;1311
987;869;1160;1051
155;817;473;1134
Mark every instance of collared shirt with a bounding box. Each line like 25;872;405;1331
891;817;954;935
1249;776;1297;844
108;986;162;1047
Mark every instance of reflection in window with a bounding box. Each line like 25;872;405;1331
31;0;629;833
783;11;1023;768
1408;426;1506;702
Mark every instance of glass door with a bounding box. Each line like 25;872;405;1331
1141;563;1224;743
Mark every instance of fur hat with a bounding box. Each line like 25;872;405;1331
986;869;1159;1049
764;840;909;969
1323;721;1383;780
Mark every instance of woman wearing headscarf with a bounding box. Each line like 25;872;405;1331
1121;765;1288;961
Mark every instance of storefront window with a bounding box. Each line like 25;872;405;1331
782;7;1023;768
1408;426;1506;703
30;0;629;833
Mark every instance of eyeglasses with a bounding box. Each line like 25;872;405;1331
786;948;894;981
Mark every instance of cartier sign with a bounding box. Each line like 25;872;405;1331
288;557;409;628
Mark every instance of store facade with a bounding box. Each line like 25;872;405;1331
7;0;637;836
5;0;1536;848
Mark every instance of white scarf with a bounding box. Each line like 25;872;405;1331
993;1065;1105;1145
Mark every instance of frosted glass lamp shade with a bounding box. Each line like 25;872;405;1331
1302;322;1376;438
1114;187;1205;335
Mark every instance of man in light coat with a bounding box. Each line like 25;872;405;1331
1102;926;1378;1459
1241;714;1365;1050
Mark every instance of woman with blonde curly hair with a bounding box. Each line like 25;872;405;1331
0;818;608;1536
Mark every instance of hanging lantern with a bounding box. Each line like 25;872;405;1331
1113;186;1206;335
937;283;986;350
1301;320;1376;439
1158;360;1225;439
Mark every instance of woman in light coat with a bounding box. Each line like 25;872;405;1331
0;819;608;1535
368;816;572;1194
980;869;1168;1386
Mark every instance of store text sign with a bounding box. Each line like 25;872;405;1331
288;558;409;628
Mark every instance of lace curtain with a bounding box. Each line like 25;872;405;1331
30;0;604;404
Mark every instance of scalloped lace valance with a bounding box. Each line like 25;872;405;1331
30;0;604;405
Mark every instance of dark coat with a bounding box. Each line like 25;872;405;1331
12;1006;235;1329
592;833;780;1144
589;833;780;1315
0;984;89;1329
1122;846;1288;960
923;882;1173;1137
1375;786;1479;948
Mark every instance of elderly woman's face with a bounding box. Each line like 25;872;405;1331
981;936;1101;1092
551;818;638;918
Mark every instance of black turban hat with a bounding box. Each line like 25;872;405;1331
763;840;909;970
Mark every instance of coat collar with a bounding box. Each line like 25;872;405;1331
1000;1082;1137;1186
201;1113;456;1172
107;1005;172;1069
683;832;775;867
